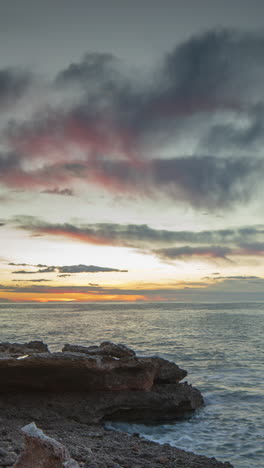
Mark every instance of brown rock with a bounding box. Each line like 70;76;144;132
0;352;155;392
0;347;186;393
0;341;203;423
158;455;170;464
14;422;79;468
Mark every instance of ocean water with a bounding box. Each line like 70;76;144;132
0;301;263;467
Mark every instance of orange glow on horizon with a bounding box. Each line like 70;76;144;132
0;292;146;303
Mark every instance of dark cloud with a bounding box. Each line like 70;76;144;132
7;216;264;265
150;156;262;209
10;216;264;250
238;242;264;252
13;279;52;282
0;152;21;171
161;29;264;110
58;264;127;273
154;245;231;261
55;52;119;88
1;29;264;209
12;270;38;274
11;262;127;274
8;262;48;267
41;188;74;196
0;67;32;108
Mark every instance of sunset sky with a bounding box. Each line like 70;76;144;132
1;0;264;302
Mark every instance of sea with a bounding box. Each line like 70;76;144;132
0;301;263;468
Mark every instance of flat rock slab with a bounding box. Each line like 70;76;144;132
0;341;201;423
0;342;187;393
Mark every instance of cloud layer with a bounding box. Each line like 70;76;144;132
2;275;264;302
1;29;264;209
10;262;127;275
9;216;264;264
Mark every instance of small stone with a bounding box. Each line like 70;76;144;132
158;456;170;464
131;444;140;452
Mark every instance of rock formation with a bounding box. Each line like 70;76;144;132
0;341;233;467
14;422;79;468
0;341;202;423
0;340;49;357
62;341;136;358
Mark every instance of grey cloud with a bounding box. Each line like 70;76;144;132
11;262;127;274
154;245;231;261
12;270;38;274
0;152;21;171
9;262;48;267
37;266;56;273
203;104;264;155
55;30;264;130
10;216;264;249
2;30;264;209
238;242;264;251
42;188;74;196
207;275;262;281
56;53;119;88
57;264;127;273
63;154;263;209
13;279;52;282
151;156;263;209
161;29;264;110
0;67;32;108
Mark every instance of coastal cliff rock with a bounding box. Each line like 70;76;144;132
0;341;199;422
14;422;79;468
0;341;233;467
0;341;200;423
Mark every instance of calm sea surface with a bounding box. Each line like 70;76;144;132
0;301;263;467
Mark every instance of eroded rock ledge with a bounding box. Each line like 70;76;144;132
0;340;202;423
0;341;233;467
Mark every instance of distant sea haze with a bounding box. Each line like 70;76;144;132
1;301;263;468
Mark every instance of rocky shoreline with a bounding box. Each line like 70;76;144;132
0;341;233;467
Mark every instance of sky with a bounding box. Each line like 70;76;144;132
1;0;264;302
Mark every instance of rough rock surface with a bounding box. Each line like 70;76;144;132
0;341;199;423
0;417;233;468
62;342;136;359
0;341;233;468
0;341;194;423
14;422;79;468
0;385;202;426
0;341;49;357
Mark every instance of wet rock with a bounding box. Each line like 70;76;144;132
14;422;79;468
0;341;49;357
